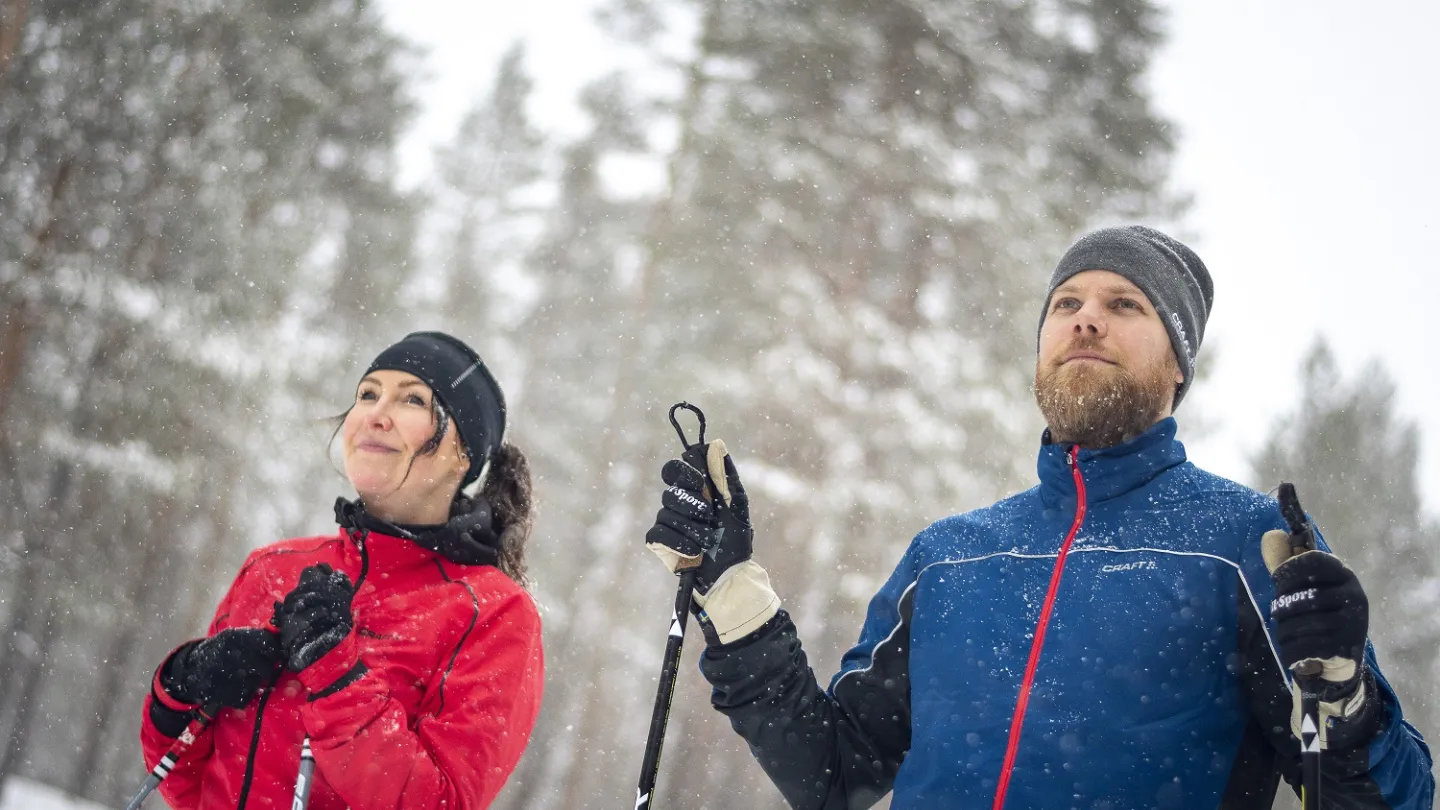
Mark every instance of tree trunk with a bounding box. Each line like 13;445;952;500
0;157;69;438
0;526;41;744
0;0;26;89
0;299;30;426
69;495;177;798
0;456;71;794
0;584;59;789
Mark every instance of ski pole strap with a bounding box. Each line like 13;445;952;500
668;402;706;450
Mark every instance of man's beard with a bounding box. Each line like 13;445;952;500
1034;345;1177;449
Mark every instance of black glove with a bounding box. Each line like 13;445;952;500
645;440;753;593
160;628;283;709
272;563;355;673
1269;550;1368;680
1262;529;1378;748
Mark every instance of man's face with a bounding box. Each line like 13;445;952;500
1034;269;1184;449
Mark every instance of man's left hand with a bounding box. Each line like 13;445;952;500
1262;532;1374;747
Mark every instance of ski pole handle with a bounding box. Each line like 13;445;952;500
122;703;219;810
1277;482;1317;558
1277;483;1324;678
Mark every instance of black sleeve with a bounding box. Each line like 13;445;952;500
1235;588;1390;809
698;600;913;810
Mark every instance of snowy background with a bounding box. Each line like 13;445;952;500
377;0;1440;514
0;778;105;810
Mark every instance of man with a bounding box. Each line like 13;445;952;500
645;226;1434;809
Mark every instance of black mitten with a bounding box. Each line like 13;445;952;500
160;628;284;709
1269;550;1368;679
272;563;355;673
1262;530;1377;748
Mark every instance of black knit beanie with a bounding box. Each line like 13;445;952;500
364;332;506;487
1037;226;1214;408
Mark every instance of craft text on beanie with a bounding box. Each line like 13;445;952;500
1037;225;1214;408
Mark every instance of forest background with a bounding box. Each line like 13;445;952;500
0;0;1435;808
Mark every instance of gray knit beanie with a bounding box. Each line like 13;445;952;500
1037;226;1214;408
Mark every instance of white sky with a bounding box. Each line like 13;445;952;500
377;0;1440;517
1148;0;1440;518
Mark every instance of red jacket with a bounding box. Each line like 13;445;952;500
140;523;544;810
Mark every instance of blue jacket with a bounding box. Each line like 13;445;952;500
701;419;1433;810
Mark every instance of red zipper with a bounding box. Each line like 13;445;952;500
992;446;1087;810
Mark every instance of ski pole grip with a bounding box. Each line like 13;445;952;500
671;438;718;572
1277;483;1316;556
1277;483;1325;681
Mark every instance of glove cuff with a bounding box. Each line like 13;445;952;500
156;640;203;706
1289;664;1381;751
297;629;361;693
646;541;701;576
150;642;203;737
692;560;780;646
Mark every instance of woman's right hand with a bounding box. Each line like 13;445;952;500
162;627;284;709
272;562;356;673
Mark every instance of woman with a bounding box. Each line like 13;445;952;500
140;331;543;810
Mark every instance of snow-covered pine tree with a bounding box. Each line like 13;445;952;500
428;43;546;327
487;71;665;810
416;42;547;419
497;0;1183;807
0;0;414;800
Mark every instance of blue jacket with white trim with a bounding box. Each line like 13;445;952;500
701;418;1433;810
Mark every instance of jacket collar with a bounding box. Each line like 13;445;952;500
1037;417;1187;508
334;497;500;568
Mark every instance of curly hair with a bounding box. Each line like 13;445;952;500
474;442;533;586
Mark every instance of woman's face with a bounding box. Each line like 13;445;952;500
341;369;469;524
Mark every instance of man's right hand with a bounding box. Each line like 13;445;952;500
161;627;284;709
645;439;754;593
645;440;779;645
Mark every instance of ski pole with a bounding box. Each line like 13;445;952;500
1278;483;1323;810
122;703;220;810
292;736;315;810
633;402;720;810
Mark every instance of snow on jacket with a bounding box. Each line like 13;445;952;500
701;418;1434;810
140;507;544;810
